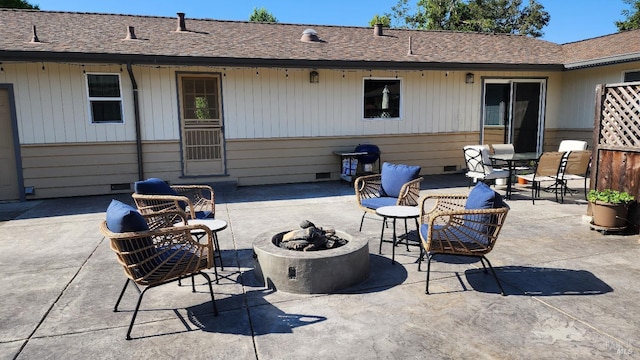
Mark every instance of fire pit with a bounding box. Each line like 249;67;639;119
253;225;369;294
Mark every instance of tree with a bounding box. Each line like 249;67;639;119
387;0;549;37
616;0;640;31
0;0;39;9
369;14;391;27
249;7;277;23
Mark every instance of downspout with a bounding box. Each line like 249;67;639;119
126;62;144;180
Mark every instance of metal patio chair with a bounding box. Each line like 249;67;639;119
559;150;592;198
516;151;565;204
463;145;510;186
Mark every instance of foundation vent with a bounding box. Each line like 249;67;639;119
315;172;331;179
444;165;457;172
111;183;132;191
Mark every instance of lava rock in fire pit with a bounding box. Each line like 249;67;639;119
278;220;348;251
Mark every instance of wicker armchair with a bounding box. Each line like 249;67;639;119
418;183;510;295
132;178;215;220
101;200;218;340
354;162;423;231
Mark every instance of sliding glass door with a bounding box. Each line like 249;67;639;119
482;79;546;153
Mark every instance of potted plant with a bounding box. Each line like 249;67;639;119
587;189;635;228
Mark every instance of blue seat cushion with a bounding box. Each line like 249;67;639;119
464;182;504;238
380;162;421;198
361;196;399;210
134;178;178;196
419;224;445;243
420;224;486;251
143;245;206;282
106;199;149;233
194;211;212;219
134;178;189;210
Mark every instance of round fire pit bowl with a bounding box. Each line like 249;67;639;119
253;230;370;294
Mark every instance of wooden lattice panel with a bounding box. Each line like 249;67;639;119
601;84;640;147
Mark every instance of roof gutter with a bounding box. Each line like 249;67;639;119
126;61;144;181
564;52;640;70
0;50;565;72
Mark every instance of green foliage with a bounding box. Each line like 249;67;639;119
616;0;640;31
249;7;277;23
369;14;391;27
587;189;635;204
0;0;39;9
194;97;211;120
387;0;549;37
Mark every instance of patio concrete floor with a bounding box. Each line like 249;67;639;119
1;174;638;359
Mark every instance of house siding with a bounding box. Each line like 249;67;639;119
222;68;563;139
2;61;573;198
2;62;563;143
559;61;640;129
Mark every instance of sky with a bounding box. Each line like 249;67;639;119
32;0;629;44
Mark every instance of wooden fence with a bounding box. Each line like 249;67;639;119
591;81;640;230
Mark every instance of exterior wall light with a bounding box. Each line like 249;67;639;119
310;70;319;83
465;73;475;84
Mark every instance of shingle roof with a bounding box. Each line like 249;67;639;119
1;9;637;71
561;29;640;69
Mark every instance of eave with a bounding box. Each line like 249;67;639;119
0;50;565;72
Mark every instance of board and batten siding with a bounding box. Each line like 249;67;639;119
2;61;567;197
0;62;563;144
559;61;640;130
0;62;184;144
222;68;563;139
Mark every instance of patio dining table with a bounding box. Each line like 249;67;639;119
489;152;539;199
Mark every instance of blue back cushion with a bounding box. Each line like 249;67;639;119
381;162;421;198
464;182;504;237
106;199;149;233
106;200;156;275
134;178;177;195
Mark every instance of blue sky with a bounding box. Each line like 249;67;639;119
33;0;628;44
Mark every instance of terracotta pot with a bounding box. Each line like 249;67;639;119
517;177;528;185
591;201;629;228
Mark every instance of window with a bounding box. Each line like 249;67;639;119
86;73;123;123
363;79;401;119
623;70;640;82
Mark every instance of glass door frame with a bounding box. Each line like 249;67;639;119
480;77;547;153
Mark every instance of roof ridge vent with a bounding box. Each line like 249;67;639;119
300;28;319;42
176;12;186;32
124;26;137;40
30;25;40;43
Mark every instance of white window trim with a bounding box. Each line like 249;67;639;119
362;77;403;120
85;72;124;124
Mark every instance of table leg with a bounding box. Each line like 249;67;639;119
506;162;515;199
403;218;410;251
391;218;397;264
379;216;386;255
213;232;224;271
